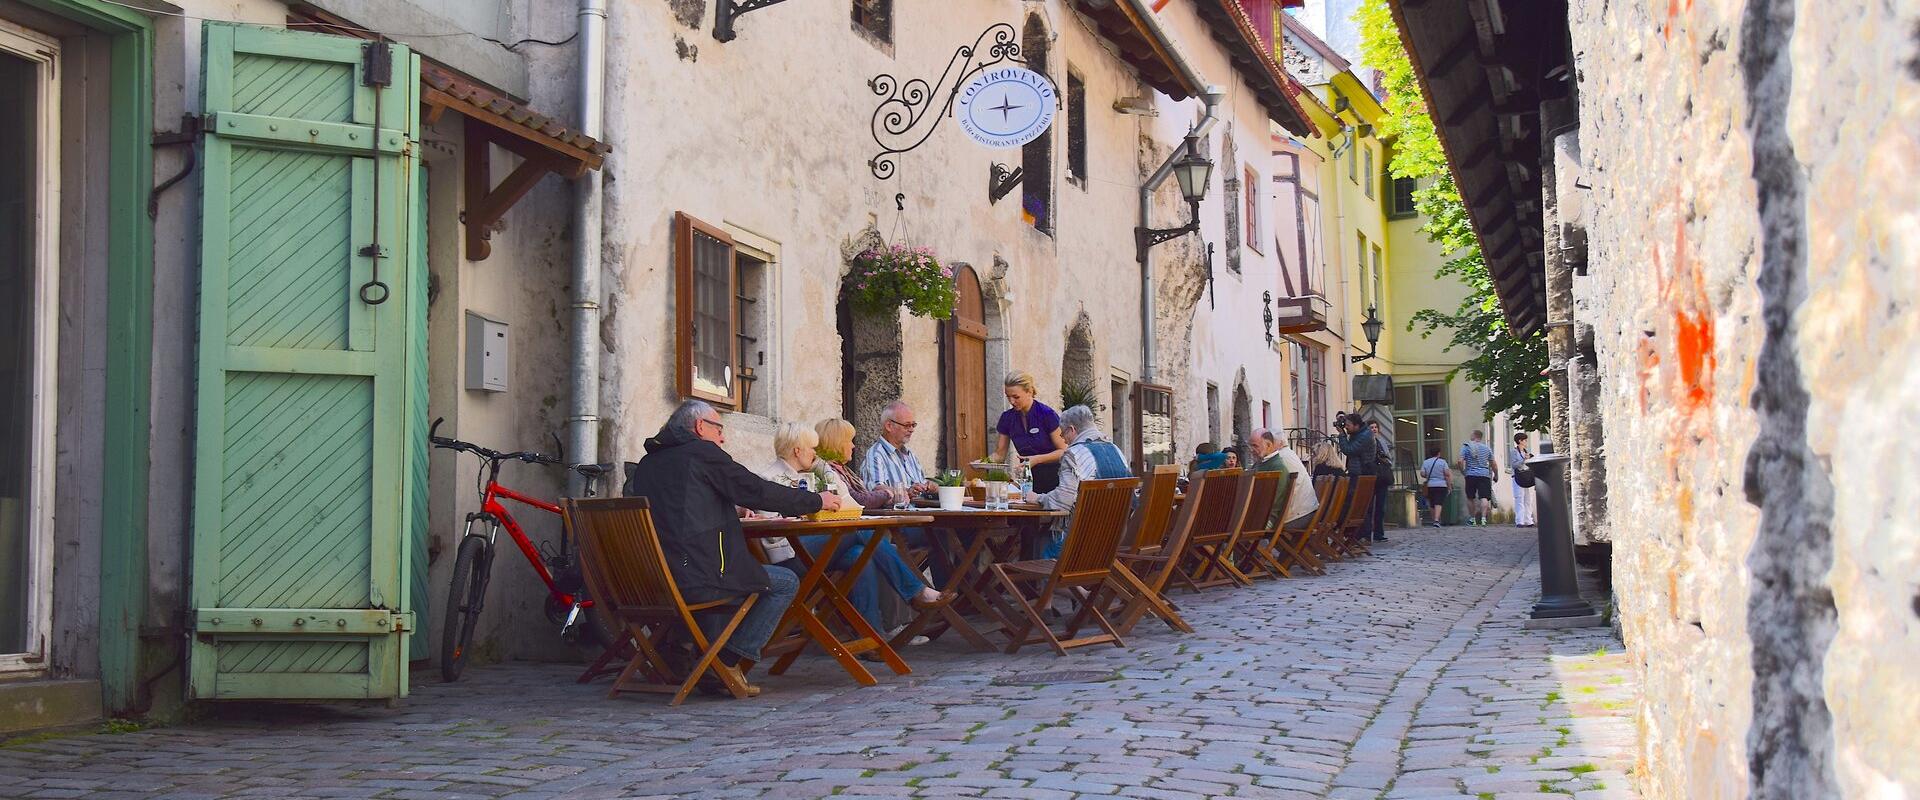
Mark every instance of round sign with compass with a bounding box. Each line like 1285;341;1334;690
954;66;1057;149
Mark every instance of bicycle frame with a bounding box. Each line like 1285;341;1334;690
461;456;590;610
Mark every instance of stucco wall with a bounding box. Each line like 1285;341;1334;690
527;0;1158;475
1567;0;1919;795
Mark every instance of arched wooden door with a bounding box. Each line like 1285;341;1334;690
942;266;989;472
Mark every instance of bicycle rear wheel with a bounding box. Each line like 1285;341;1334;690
440;536;491;682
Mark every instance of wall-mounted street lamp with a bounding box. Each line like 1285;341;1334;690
1135;136;1214;263
1350;306;1385;364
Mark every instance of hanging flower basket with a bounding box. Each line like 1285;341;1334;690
847;244;956;319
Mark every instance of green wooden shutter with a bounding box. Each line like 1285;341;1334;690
189;23;422;701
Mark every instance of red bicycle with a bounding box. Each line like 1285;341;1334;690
429;418;616;682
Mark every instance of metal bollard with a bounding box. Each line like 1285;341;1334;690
1526;452;1596;619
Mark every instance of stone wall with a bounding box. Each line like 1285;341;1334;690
1565;0;1919;794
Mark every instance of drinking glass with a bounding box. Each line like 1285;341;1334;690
891;485;913;511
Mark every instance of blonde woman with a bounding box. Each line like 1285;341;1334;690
990;371;1070;493
1311;439;1347;478
808;419;952;635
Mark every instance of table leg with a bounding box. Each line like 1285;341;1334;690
810;531;911;677
891;527;998;652
759;530;877;686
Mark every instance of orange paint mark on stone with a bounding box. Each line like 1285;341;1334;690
1659;213;1715;415
1674;305;1716;410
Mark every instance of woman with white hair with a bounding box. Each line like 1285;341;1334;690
759;421;949;636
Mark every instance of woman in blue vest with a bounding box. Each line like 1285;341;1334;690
1033;404;1133;558
991;371;1070;494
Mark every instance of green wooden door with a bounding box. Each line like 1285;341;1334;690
189;22;422;701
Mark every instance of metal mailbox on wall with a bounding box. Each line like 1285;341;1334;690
464;311;508;392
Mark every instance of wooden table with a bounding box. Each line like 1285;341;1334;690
870;506;1065;652
741;514;934;686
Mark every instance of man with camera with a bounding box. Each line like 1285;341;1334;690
1334;414;1391;543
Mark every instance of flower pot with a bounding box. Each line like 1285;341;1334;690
937;486;966;510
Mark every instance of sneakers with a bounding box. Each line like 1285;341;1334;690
886;625;932;647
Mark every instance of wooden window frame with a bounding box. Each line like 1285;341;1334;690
1388;175;1419;218
1362;144;1374;198
1244;164;1261;253
674;211;741;408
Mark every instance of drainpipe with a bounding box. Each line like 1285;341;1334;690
566;0;607;494
1119;0;1220;383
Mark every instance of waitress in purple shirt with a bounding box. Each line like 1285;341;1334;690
990;372;1070;494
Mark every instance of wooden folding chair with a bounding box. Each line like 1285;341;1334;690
1121;465;1181;558
1303;476;1351;565
1234;471;1298;580
1334;475;1378;557
564;497;758;705
1094;466;1191;635
1169;469;1256;591
1187;470;1279;588
1254;475;1338;578
987;477;1142;656
1111;469;1237;636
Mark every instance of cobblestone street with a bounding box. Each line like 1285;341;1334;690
0;526;1640;800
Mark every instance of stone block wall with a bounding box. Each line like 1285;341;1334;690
1566;0;1919;795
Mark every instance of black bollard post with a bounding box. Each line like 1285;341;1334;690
1526;452;1595;619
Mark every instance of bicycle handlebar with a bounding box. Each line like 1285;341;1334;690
429;416;563;466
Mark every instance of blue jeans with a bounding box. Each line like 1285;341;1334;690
800;531;927;629
717;565;797;663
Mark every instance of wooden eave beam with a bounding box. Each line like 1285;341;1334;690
462;116;573;262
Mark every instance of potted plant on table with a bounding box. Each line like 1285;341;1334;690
934;470;967;510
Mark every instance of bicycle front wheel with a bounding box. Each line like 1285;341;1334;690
440;536;490;682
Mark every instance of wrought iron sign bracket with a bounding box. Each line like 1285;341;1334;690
1263;291;1275;345
989;163;1024;204
714;0;798;42
868;22;1027;181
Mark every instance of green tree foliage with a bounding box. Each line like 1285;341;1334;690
1355;0;1550;431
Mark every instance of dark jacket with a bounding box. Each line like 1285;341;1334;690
622;424;822;602
1337;428;1380;477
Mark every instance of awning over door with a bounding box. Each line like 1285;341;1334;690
289;8;611;261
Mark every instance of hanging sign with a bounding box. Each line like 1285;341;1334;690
954;66;1057;149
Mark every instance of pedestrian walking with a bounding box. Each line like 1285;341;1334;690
1419;446;1450;527
1457;429;1498;526
1509;432;1536;527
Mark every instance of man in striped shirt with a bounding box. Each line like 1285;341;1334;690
861;400;934;494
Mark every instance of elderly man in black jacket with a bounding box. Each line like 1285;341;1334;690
624;399;842;673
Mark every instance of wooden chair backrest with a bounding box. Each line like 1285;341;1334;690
1186;468;1247;539
1122;465;1181;552
1238;471;1284;534
1342;475;1378;527
1306;476;1342;532
1262;471;1299;535
1142;468;1232;587
1053;477;1142;582
564;497;686;617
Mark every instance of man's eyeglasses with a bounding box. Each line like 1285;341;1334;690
887;419;918;430
699;417;726;434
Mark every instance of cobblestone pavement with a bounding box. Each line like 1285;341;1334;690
0;526;1641;800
